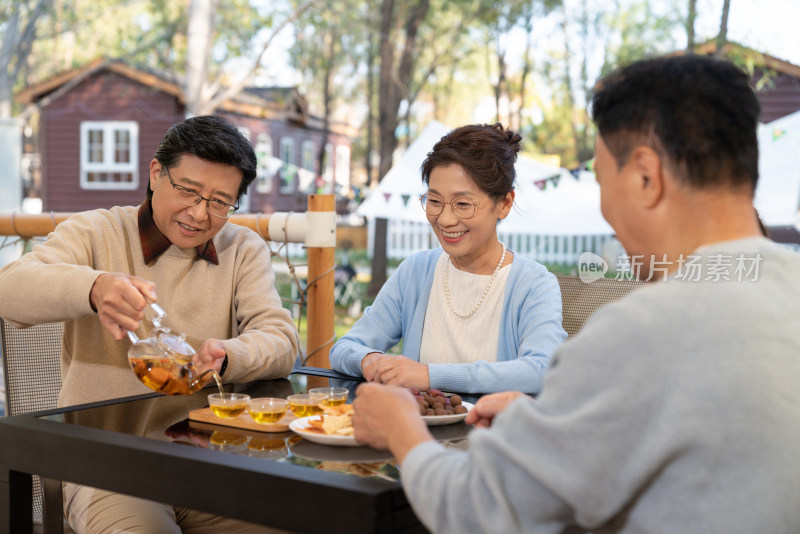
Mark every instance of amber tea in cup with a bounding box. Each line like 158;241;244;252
208;393;250;419
309;387;349;407
247;398;288;424
287;393;326;417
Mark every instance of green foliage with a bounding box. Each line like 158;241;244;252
6;0;709;172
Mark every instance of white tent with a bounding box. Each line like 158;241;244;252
357;120;613;235
754;110;800;228
503;167;613;236
356;121;449;223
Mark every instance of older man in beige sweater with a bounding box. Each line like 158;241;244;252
0;115;298;533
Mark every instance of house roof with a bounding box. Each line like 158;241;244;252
15;57;355;135
16;57;183;107
672;40;800;79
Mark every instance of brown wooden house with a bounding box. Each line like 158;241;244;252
15;58;356;214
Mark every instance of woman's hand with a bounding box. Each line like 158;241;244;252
371;355;430;390
465;391;527;428
361;352;387;381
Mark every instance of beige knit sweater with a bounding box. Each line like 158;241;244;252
0;206;299;408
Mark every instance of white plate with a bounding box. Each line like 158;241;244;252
289;416;361;447
421;401;474;426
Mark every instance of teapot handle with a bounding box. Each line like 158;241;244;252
125;302;167;344
150;302;167;327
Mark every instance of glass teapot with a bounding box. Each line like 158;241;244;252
127;303;220;395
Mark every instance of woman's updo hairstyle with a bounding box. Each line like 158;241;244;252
420;123;521;198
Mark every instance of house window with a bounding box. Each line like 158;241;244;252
255;133;274;193
335;145;351;193
80;121;139;190
299;140;316;192
301;140;315;171
279;137;296;193
321;143;334;192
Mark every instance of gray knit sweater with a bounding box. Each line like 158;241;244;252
402;237;800;533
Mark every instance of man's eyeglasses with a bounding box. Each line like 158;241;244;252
419;193;489;220
162;166;238;219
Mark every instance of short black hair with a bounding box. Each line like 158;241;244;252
421;123;521;198
591;55;760;192
150;114;257;201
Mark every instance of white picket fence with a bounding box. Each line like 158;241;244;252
366;218;618;266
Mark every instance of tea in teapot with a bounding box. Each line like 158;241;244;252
127;303;222;395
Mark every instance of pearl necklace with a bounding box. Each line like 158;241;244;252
443;242;507;319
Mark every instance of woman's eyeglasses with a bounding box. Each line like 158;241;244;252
419;193;489;220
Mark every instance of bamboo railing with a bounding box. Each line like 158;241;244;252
0;194;336;368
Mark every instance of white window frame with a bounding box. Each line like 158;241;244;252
335;144;351;190
80;121;139;190
279;137;296;193
301;140;315;171
255;133;275;193
323;143;334;182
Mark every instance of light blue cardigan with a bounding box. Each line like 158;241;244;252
330;248;567;394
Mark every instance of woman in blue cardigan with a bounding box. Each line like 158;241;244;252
330;123;566;394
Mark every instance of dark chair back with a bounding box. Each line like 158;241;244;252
1;318;73;534
555;275;645;337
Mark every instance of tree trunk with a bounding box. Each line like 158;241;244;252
377;0;430;182
715;0;730;57
316;30;336;193
687;0;697;51
0;8;21;119
366;9;377;188
185;0;215;117
377;0;398;182
494;42;507;125
0;0;47;118
368;217;388;297
517;12;535;132
576;0;592;162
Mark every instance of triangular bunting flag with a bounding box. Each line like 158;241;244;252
534;180;546;191
772;128;786;141
401;193;411;207
569;168;580;180
383;192;392;203
550;175;560;187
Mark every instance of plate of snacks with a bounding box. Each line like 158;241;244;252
412;389;473;426
288;404;360;446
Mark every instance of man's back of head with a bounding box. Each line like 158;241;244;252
590;55;764;278
591;55;760;195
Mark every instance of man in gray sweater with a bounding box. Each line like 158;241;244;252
352;55;800;533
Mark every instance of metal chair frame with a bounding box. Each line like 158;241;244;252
1;318;72;534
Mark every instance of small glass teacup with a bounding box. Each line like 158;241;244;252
247;398;288;425
208;393;250;419
287;393;327;417
309;387;349;407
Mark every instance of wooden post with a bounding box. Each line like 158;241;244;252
304;195;336;372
